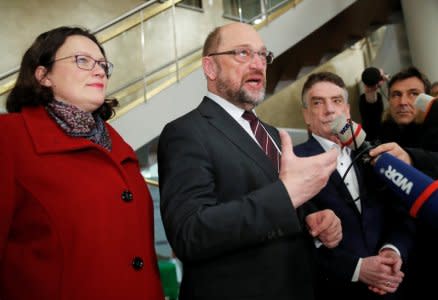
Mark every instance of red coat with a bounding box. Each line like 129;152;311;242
0;106;164;300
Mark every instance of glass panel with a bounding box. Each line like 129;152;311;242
141;8;179;97
222;0;261;23
171;0;226;86
0;75;16;112
222;0;294;24
104;5;183;112
265;0;293;12
104;1;224;112
104;24;147;109
178;0;203;10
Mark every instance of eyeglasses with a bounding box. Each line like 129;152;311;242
51;55;114;78
207;47;274;65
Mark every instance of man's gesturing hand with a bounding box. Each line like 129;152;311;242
278;130;338;208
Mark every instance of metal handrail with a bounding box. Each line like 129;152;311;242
0;67;18;81
93;0;157;35
107;46;201;97
145;178;159;187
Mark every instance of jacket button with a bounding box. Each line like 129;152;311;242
132;256;144;271
121;190;133;202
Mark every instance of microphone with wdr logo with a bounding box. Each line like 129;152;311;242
374;152;438;228
330;114;376;163
331;114;438;228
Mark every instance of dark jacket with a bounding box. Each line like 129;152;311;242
379;116;438;299
295;136;414;300
359;93;384;142
158;97;317;300
379;117;438;178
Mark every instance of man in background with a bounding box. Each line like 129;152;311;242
368;67;438;299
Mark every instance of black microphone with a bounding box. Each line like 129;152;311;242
361;67;383;87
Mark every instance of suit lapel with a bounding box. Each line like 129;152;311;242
198;97;278;179
349;151;368;212
331;169;362;214
305;137;361;214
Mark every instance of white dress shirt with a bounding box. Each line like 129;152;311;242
313;134;364;280
313;134;361;212
207;91;281;153
312;133;400;282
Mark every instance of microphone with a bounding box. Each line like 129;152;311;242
331;115;438;228
330;114;376;163
374;152;438;228
415;93;438;124
361;67;383;87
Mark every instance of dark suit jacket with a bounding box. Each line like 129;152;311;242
294;137;414;300
158;97;317;300
379;117;438;299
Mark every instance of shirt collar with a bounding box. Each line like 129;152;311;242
206;91;252;122
312;133;350;155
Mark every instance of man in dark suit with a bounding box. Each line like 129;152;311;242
294;72;415;300
158;23;342;300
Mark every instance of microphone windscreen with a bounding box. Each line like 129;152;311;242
414;93;438;124
330;115;367;150
415;93;435;112
361;67;382;86
374;153;438;226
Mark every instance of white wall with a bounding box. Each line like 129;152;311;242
401;0;438;82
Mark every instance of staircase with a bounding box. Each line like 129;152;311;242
266;0;402;96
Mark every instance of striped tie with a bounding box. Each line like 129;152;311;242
242;111;280;171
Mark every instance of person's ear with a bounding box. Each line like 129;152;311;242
302;107;311;126
202;56;217;80
345;103;351;119
35;66;52;87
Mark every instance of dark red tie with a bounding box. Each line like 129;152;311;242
242;111;280;171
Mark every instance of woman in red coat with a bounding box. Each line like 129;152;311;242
0;26;164;300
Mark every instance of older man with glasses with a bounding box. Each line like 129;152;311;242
157;22;343;300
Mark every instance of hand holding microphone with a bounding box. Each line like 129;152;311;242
369;143;412;166
414;93;438;124
373;152;438;228
331;114;438;228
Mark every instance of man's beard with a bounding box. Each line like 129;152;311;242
216;75;265;107
238;87;265;107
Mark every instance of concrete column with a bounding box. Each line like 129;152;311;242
401;0;438;82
